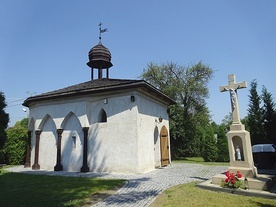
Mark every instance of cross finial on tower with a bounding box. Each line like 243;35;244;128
98;22;108;42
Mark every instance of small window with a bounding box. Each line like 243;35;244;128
98;109;107;123
72;136;76;148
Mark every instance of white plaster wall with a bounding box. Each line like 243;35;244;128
136;94;171;172
61;113;83;172
38;117;57;170
28;90;171;173
29;99;89;130
153;126;161;167
28;99;88;170
87;94;139;173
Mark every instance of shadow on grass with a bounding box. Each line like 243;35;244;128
0;171;125;207
190;176;208;181
1;169;159;206
253;202;276;207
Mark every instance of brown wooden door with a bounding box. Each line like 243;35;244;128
160;126;169;166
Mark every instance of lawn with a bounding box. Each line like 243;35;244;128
150;182;276;207
173;157;229;166
0;168;125;207
1;159;275;207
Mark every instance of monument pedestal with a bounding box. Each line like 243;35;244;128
212;125;274;191
227;125;258;178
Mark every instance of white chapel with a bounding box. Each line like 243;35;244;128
22;30;175;174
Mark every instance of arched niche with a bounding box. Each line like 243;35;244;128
97;108;107;123
154;126;159;145
61;112;82;130
38;114;57;131
232;136;244;161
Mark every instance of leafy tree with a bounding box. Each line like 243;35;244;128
216;125;229;162
0;91;9;149
211;121;229;162
140;61;214;158
3;118;28;164
0;92;9;163
261;86;276;144
220;113;232;131
247;80;265;145
201;124;218;162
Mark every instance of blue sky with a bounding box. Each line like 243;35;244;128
1;0;276;127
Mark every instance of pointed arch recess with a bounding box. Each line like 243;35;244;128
38;114;56;131
97;108;107;123
61;111;82;129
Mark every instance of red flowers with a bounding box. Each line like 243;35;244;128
237;171;242;178
221;170;243;189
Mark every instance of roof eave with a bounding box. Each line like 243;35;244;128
23;81;176;107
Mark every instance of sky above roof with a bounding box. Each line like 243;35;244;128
1;0;276;126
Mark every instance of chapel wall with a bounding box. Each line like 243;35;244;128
136;94;171;172
28;90;171;173
87;93;140;173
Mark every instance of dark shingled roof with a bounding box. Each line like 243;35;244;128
23;78;175;107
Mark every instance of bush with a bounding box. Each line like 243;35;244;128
3;119;28;165
201;125;218;162
216;126;229;162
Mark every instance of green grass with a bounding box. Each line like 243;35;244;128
0;169;125;207
173;157;229;166
150;182;276;207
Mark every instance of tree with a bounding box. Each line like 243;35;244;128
201;124;218;162
3;118;28;164
216;125;229;162
261;86;276;144
247;80;265;145
140;61;214;158
220;113;232;131
0;91;9;156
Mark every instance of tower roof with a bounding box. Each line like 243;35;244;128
87;41;113;68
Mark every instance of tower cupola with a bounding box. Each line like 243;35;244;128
87;22;113;80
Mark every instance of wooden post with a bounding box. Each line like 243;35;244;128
81;127;90;172
54;129;64;171
32;130;42;170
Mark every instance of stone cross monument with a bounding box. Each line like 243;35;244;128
219;74;257;178
211;74;273;191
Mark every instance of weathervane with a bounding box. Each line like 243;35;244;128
98;22;108;42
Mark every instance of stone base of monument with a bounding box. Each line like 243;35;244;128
227;166;258;178
197;178;276;199
212;172;275;191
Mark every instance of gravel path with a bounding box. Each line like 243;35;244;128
7;163;228;207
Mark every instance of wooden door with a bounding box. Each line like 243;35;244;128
160;126;169;166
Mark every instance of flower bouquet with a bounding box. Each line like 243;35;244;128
221;170;243;189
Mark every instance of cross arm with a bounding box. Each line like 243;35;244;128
219;85;230;92
236;81;247;89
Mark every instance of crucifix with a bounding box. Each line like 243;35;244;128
220;74;247;125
